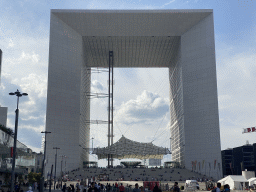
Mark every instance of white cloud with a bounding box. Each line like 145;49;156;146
7;39;15;48
115;90;169;125
0;83;6;91
91;80;105;92
20;51;40;63
163;0;175;7
216;43;256;149
12;73;47;98
19;124;44;133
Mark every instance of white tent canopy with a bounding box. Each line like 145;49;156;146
218;175;249;190
93;135;171;160
248;178;256;186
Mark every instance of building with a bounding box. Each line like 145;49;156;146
0;105;38;183
0;126;37;184
146;159;161;167
222;148;233;176
222;144;255;176
0;106;7;127
233;144;254;175
35;152;44;173
45;9;222;179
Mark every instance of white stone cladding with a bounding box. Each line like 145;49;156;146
46;9;222;179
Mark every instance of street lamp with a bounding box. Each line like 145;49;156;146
9;89;28;192
41;131;51;192
53;147;60;190
59;155;66;188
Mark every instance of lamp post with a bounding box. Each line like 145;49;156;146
59;155;66;189
53;147;60;190
9;89;28;192
41;131;51;192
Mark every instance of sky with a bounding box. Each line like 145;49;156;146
0;0;256;167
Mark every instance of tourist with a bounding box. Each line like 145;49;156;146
173;182;180;192
165;183;169;191
83;185;87;192
27;186;33;192
119;183;125;192
34;182;38;191
88;182;98;192
76;183;80;191
63;183;67;192
224;184;230;192
15;183;19;192
133;183;140;192
71;184;75;192
153;184;161;192
44;182;47;190
106;183;111;192
215;183;221;192
97;183;101;192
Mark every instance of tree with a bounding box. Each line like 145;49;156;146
18;174;24;183
28;172;41;183
4;170;11;185
0;124;14;136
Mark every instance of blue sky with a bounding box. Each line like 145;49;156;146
0;0;256;166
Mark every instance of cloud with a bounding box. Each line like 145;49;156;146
86;0;158;9
18;127;43;151
162;0;175;7
115;90;169;125
91;80;105;92
11;73;47;98
7;39;15;48
0;76;46;151
216;43;256;149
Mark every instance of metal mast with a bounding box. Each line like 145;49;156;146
108;51;114;167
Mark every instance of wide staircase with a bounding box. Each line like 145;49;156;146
67;167;212;182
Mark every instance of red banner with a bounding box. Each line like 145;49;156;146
11;147;13;157
242;127;256;133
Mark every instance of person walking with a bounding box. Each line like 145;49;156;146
27;186;33;192
44;182;47;190
132;183;140;192
173;182;180;192
88;182;98;192
63;183;67;192
153;184;161;192
119;183;125;192
215;183;221;192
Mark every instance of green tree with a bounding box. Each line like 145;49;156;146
4;170;11;185
28;172;41;183
18;174;24;183
0;124;14;136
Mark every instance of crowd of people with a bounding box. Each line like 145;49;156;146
59;182;179;192
12;180;232;192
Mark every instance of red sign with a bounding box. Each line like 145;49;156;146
11;147;13;157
